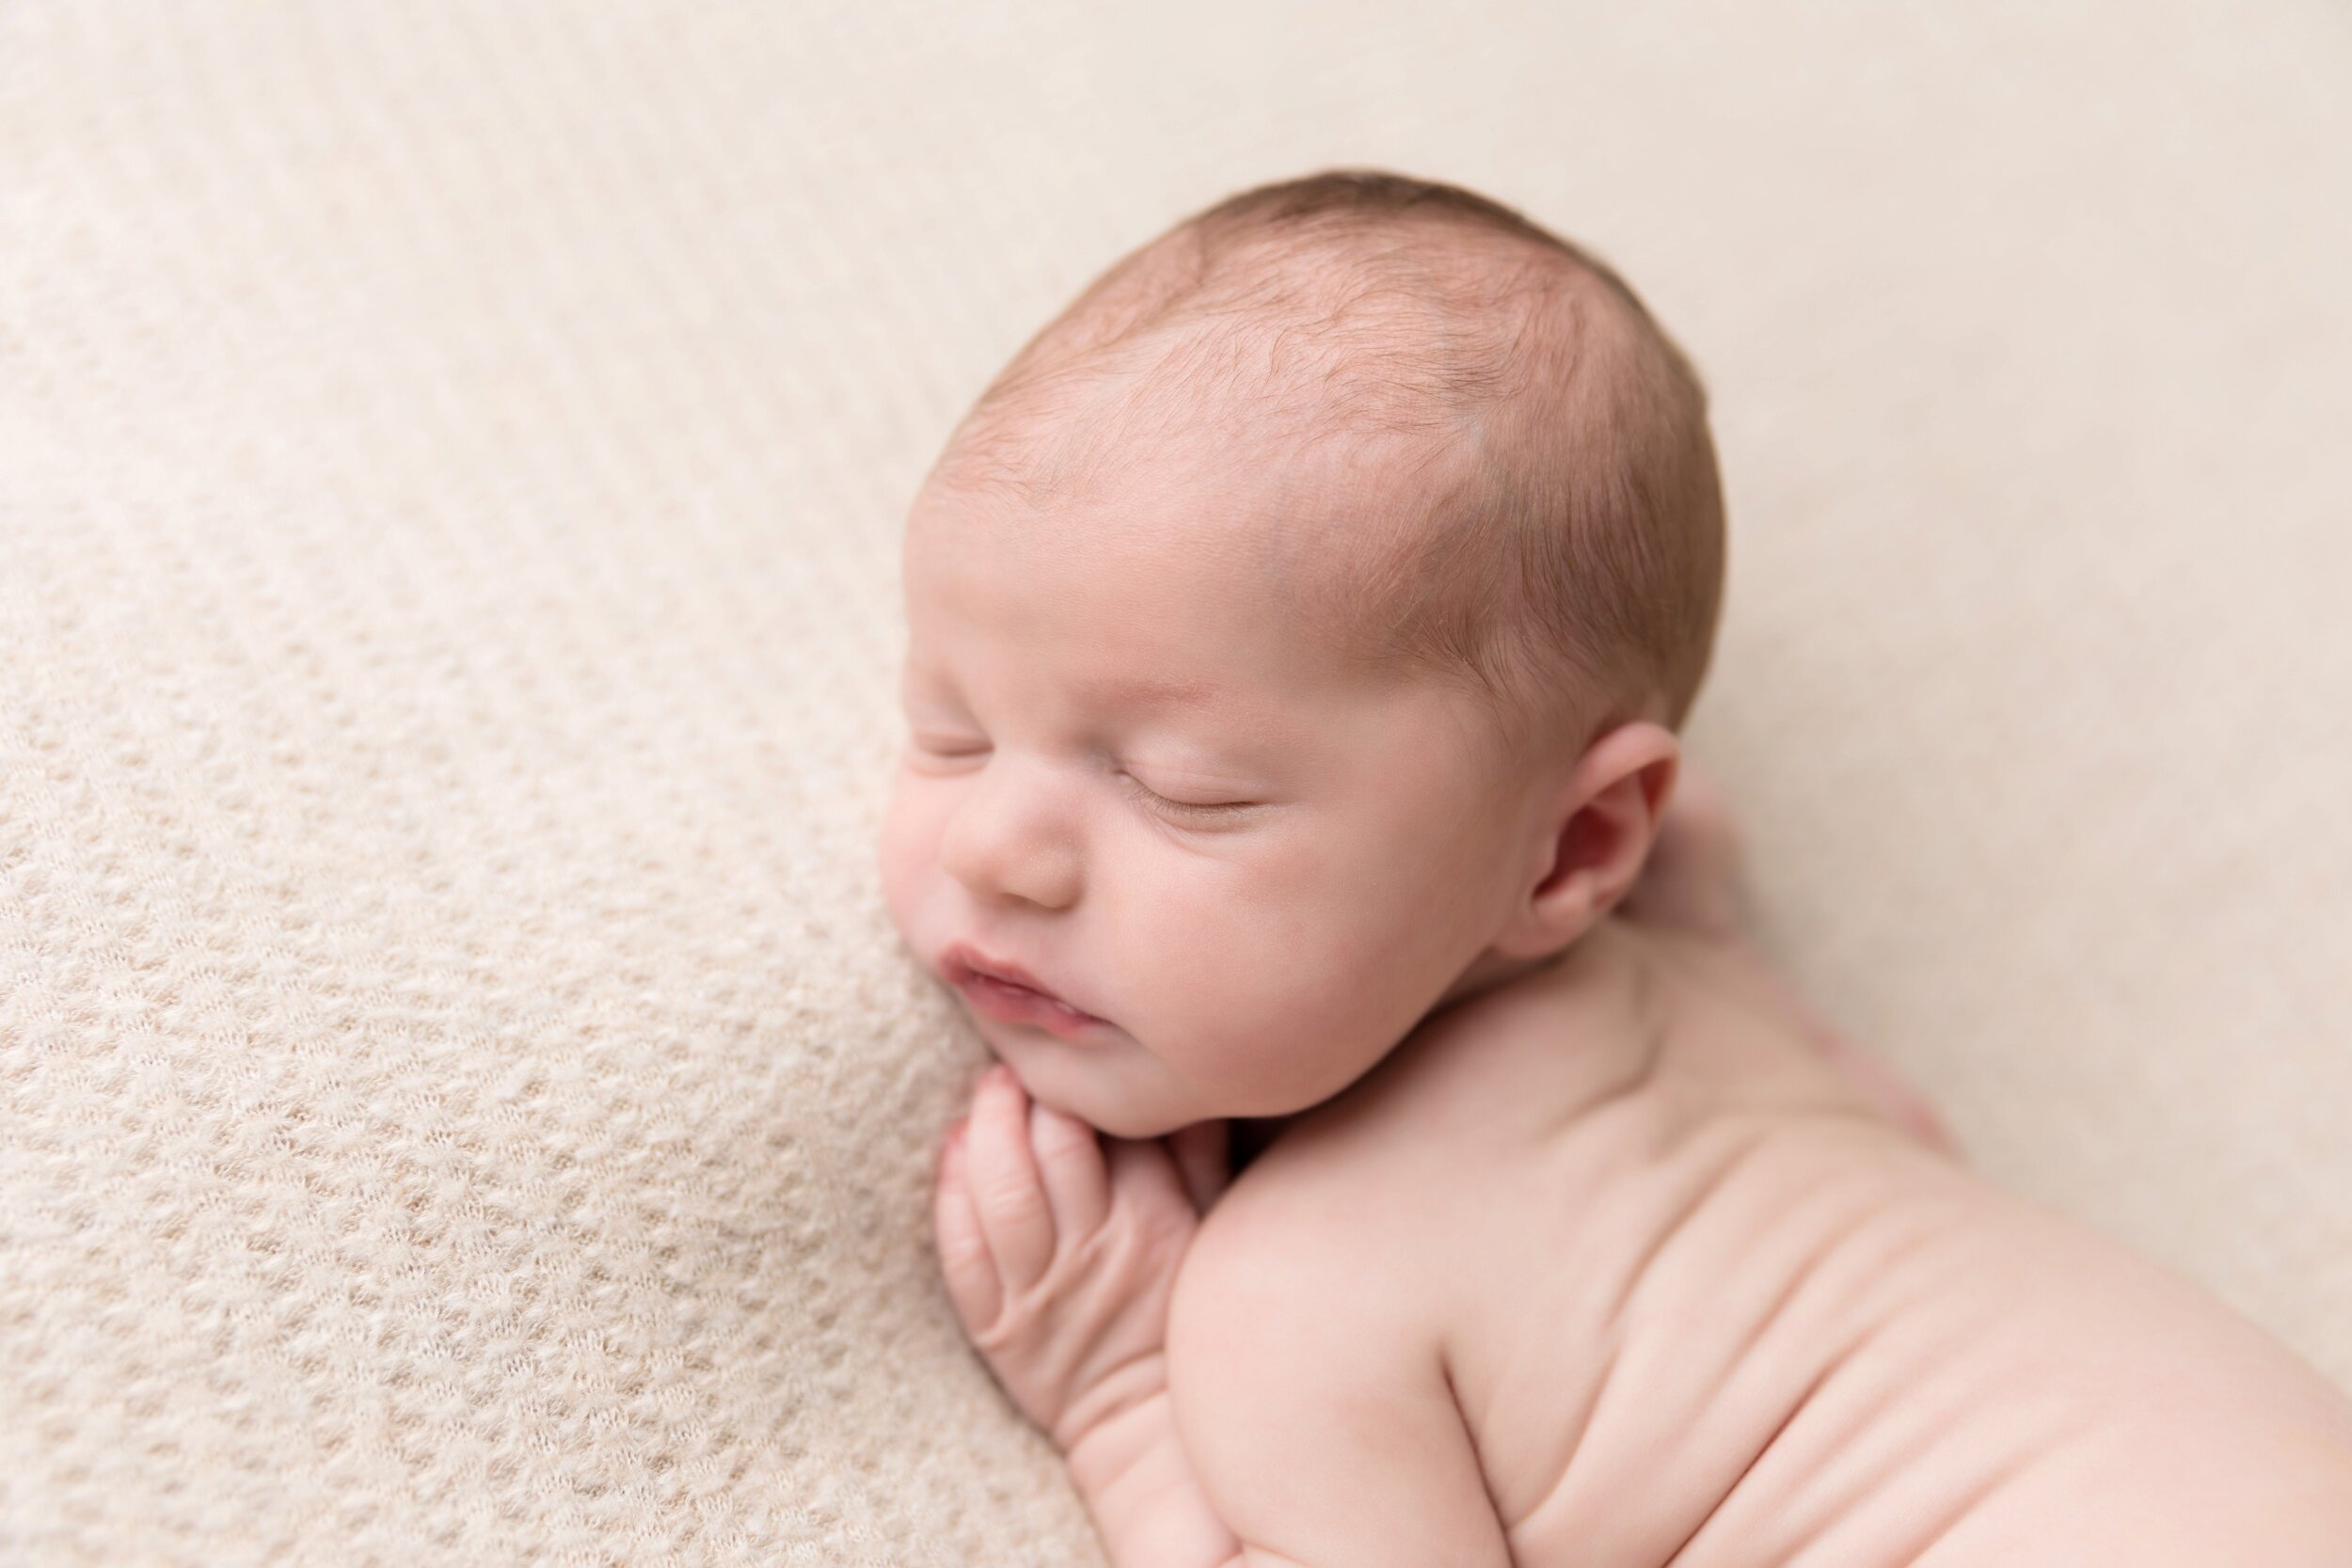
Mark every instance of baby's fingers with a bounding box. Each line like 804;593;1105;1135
1028;1098;1111;1245
961;1064;1057;1291
934;1125;1002;1332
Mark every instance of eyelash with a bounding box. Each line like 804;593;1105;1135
1117;771;1256;822
910;737;1251;822
913;742;1261;827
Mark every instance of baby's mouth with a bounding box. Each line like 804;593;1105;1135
941;947;1109;1039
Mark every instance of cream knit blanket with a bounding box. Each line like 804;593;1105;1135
6;3;2348;1562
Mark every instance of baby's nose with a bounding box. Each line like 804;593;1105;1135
937;761;1084;911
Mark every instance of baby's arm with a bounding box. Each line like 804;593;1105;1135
1165;1190;1514;1568
934;1064;1507;1568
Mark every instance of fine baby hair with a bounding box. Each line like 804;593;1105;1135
936;168;1728;761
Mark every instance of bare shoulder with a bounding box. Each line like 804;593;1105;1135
1175;919;1857;1360
1154;929;1675;1566
1165;1119;1517;1568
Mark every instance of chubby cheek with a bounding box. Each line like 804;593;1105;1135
1121;840;1439;1115
875;768;942;949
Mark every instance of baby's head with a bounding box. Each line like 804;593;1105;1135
880;170;1724;1138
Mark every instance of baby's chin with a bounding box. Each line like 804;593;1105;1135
992;1045;1200;1141
1029;1078;1189;1142
1090;1103;1203;1142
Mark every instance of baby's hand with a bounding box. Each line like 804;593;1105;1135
932;1064;1214;1454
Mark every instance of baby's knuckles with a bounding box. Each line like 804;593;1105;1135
954;1104;1203;1454
1037;1156;1202;1452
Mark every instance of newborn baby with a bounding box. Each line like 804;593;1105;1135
878;171;2352;1566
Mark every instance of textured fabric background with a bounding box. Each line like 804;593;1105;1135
4;3;2348;1563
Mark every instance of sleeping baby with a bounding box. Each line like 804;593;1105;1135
877;169;2352;1566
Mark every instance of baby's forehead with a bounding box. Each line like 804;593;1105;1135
905;419;1539;783
923;394;1457;650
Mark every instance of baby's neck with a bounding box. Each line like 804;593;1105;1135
1221;945;1583;1180
1225;1114;1291;1178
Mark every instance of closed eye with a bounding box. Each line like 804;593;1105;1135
908;732;990;756
905;736;991;768
1119;772;1258;822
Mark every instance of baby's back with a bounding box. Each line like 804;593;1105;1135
1168;918;2352;1567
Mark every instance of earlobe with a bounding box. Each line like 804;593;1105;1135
1495;721;1681;960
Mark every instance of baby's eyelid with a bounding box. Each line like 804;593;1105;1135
908;731;990;757
1118;770;1259;818
899;742;1257;816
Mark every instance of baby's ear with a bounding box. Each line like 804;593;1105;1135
1495;721;1680;959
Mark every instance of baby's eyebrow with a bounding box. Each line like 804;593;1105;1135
1070;673;1221;709
901;662;1220;711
